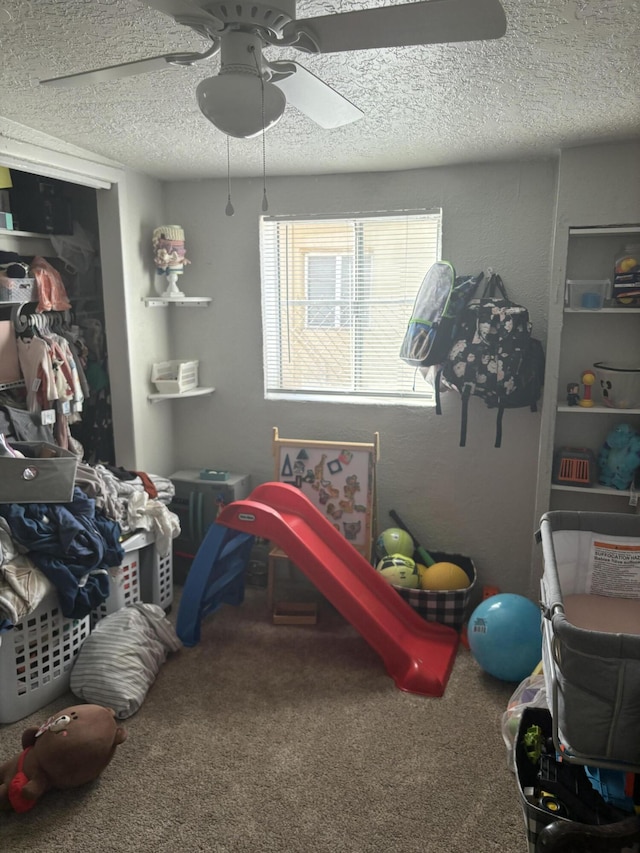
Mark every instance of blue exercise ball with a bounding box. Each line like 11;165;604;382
467;593;542;682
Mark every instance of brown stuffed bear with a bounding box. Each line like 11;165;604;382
0;704;127;813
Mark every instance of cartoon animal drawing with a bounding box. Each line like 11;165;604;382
314;454;327;483
343;520;361;540
343;474;361;500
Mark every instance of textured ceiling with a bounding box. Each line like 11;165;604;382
0;0;638;180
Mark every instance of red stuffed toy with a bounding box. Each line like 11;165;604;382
0;704;127;812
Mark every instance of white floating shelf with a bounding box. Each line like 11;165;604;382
569;225;640;236
143;296;212;308
557;404;640;415
551;483;633;497
148;387;215;403
564;306;640;314
0;227;52;239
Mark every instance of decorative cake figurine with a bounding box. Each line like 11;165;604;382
152;225;191;298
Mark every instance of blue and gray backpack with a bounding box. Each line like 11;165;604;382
399;261;484;369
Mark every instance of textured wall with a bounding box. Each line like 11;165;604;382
0;0;638;179
161;158;556;599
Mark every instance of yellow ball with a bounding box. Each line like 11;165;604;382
419;561;470;591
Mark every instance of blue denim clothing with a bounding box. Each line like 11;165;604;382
0;488;124;619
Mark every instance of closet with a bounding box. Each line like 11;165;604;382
0;167;178;725
0;171;115;464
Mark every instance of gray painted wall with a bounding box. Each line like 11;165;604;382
160;158;556;598
5;128;638;601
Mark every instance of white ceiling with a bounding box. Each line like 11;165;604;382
0;0;638;181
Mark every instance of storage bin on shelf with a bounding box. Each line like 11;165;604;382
0;441;78;504
593;361;640;409
150;359;199;394
566;279;610;310
0;278;37;303
0;589;91;724
392;551;476;631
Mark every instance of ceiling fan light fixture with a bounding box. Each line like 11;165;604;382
196;73;286;139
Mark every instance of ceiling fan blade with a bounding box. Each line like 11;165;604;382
40;45;220;88
270;62;363;128
285;0;507;54
142;0;224;31
142;0;217;21
40;55;183;88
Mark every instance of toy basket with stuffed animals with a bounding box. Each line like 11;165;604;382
0;589;91;724
537;510;640;773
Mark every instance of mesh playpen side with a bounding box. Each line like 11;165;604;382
538;510;640;773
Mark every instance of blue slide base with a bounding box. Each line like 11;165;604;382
176;522;254;647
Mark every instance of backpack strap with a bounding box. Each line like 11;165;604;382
495;405;504;448
482;272;509;301
435;367;443;415
435;370;469;447
459;385;471;447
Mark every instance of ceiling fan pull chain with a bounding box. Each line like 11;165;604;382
225;135;235;217
258;55;269;212
261;125;269;213
248;43;270;212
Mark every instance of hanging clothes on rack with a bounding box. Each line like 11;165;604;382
13;308;85;453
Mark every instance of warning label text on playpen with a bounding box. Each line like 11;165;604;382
587;537;640;598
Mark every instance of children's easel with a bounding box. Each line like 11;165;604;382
268;427;380;623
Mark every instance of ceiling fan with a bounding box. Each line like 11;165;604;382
40;0;507;139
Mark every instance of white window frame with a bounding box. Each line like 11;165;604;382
305;253;353;329
260;209;442;406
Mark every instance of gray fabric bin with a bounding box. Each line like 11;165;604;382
538;510;640;772
0;441;77;503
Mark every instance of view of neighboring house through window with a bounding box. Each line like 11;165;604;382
260;210;442;404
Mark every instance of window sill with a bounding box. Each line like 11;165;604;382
266;392;435;407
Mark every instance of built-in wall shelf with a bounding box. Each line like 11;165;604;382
569;225;640;236
148;387;215;404
143;296;212;308
557;404;640;415
0;227;52;239
551;483;634;498
536;222;640;521
564;306;640;314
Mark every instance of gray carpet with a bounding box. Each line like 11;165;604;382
0;587;527;852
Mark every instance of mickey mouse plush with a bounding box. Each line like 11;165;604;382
0;704;127;813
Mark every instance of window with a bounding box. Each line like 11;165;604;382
306;254;353;329
260;210;442;404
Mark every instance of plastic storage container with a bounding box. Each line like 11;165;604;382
593;361;640;408
151;360;199;394
140;544;173;611
91;548;141;627
566;279;610;310
0;278;37;303
0;589;91;724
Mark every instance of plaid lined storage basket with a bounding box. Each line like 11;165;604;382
393;551;476;631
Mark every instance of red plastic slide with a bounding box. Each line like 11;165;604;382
216;482;460;697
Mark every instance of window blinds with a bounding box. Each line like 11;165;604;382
260;210;442;403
